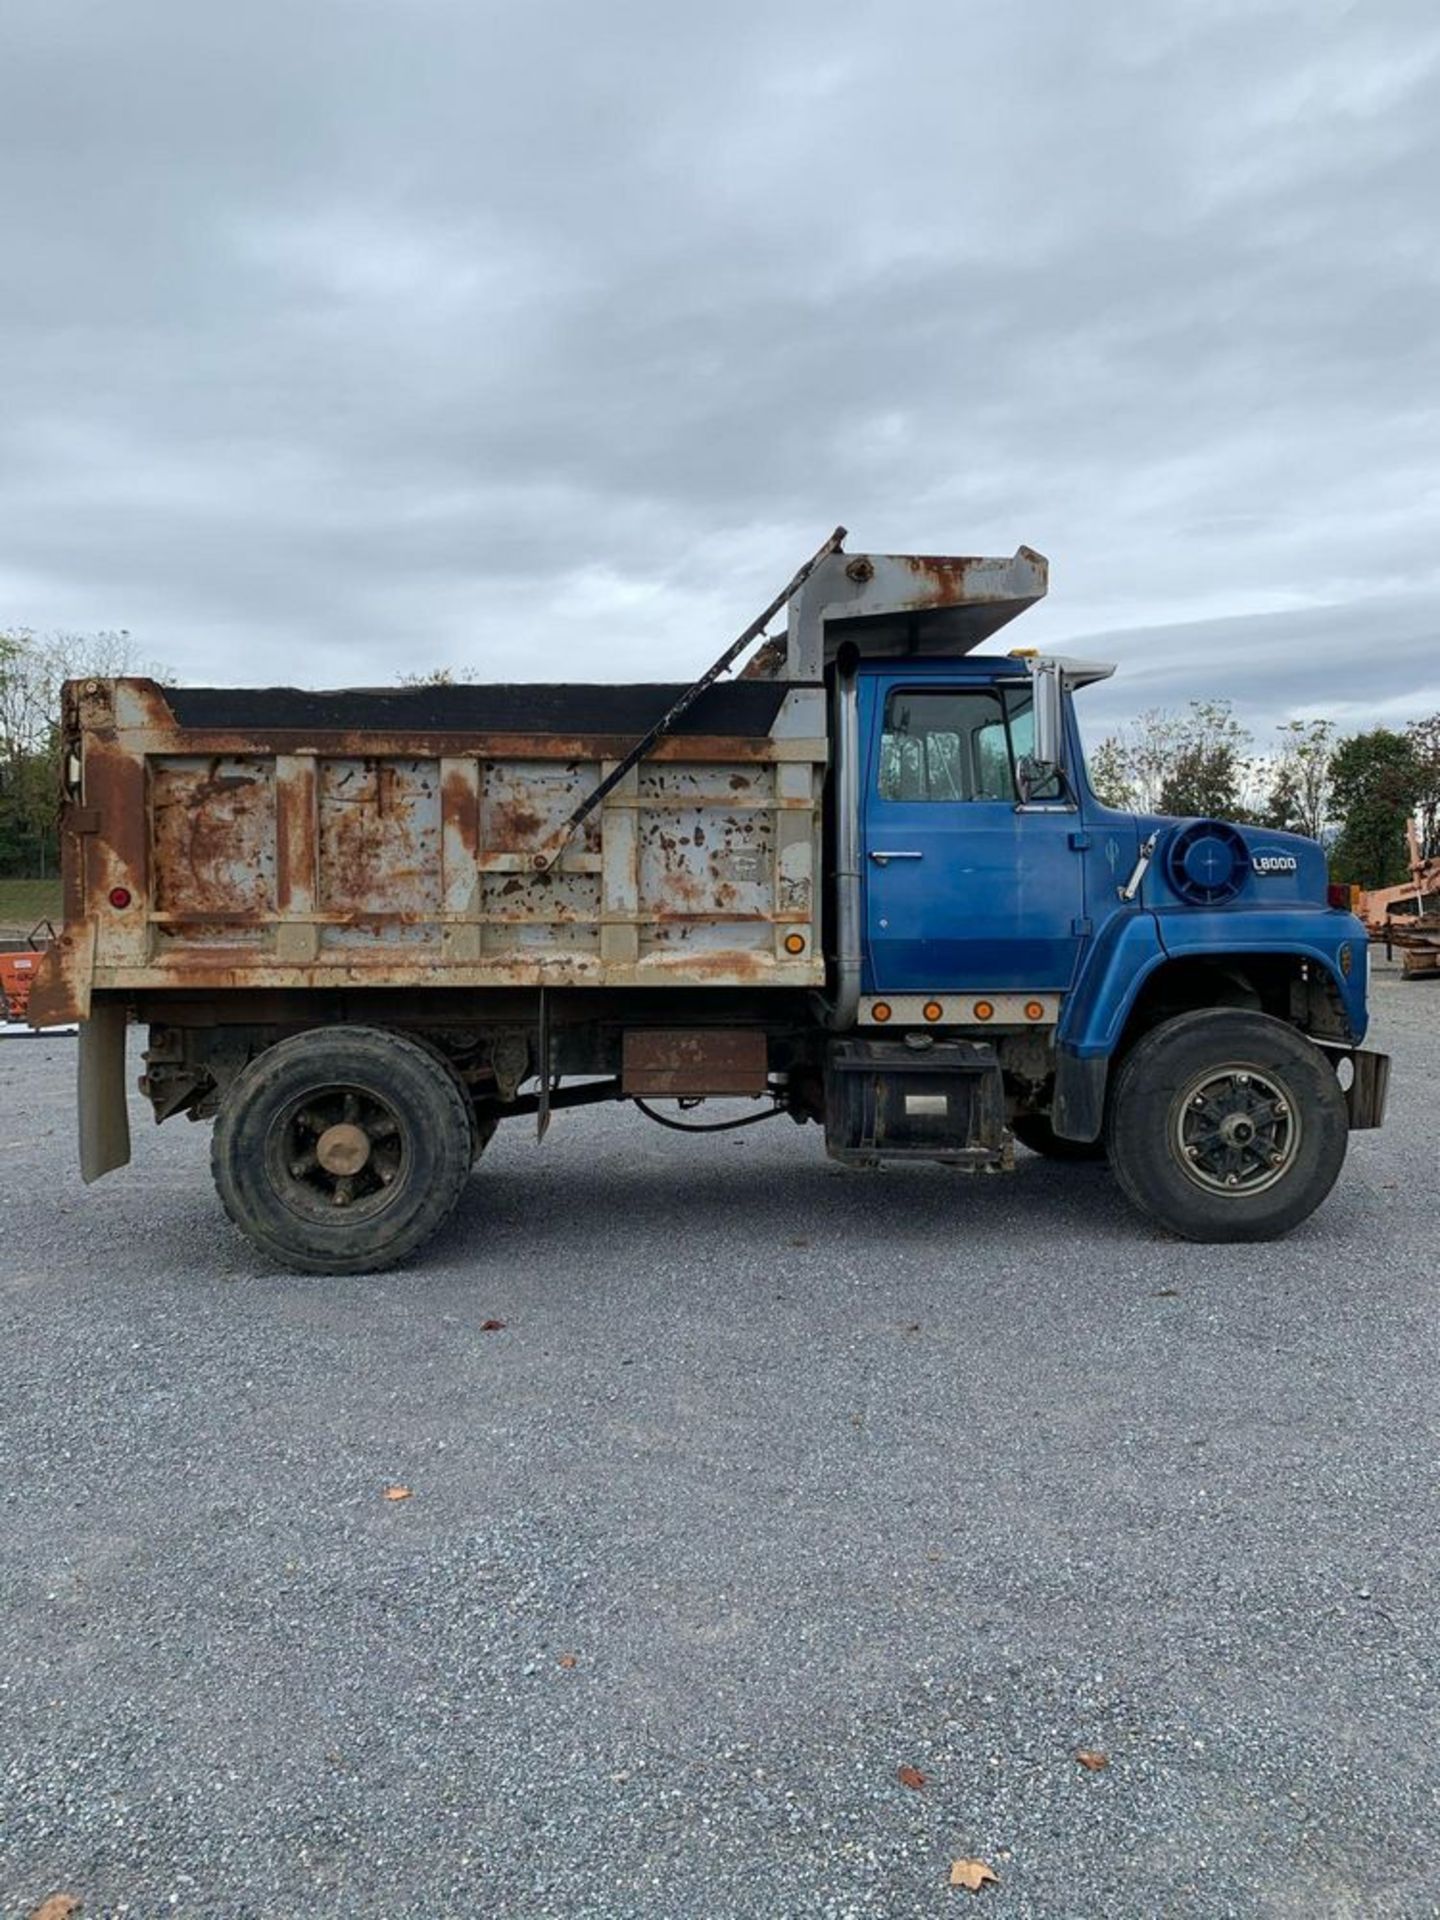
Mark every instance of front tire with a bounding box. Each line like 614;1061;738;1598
1105;1009;1348;1242
212;1025;474;1273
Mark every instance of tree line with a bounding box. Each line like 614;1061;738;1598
1088;701;1440;887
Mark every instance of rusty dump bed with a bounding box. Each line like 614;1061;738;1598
36;674;830;1016
32;544;1048;1025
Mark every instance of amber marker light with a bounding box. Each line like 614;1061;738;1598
923;1000;943;1022
872;1001;892;1022
784;933;806;955
973;1000;994;1021
1024;1000;1045;1021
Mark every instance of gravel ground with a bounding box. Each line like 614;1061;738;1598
2;964;1437;1919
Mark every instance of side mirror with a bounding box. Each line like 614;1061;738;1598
1019;661;1065;800
1033;659;1063;765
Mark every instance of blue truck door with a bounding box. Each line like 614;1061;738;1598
859;670;1086;993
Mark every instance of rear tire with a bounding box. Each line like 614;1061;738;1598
212;1025;474;1273
1011;1112;1107;1162
1105;1009;1348;1242
403;1031;494;1162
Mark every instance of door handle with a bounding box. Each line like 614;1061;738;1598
869;850;924;865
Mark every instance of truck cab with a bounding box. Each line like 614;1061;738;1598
859;654;1096;996
826;635;1383;1239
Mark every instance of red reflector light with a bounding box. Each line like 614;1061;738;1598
1327;883;1352;909
108;886;132;909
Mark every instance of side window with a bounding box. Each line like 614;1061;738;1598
877;684;1065;803
973;709;1014;800
1006;688;1036;761
879;689;1012;802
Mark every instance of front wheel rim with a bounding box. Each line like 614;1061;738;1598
1171;1063;1301;1196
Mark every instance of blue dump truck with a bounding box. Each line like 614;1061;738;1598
32;531;1387;1272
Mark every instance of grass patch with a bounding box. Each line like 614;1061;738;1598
0;878;63;932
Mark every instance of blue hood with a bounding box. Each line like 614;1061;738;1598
1134;817;1329;912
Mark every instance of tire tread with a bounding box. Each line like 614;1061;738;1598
1104;1009;1348;1243
211;1025;474;1274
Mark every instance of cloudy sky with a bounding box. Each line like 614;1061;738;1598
3;0;1438;740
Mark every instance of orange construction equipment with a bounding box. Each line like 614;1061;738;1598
1357;823;1440;979
0;921;55;1023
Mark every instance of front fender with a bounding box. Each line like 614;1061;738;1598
1050;911;1166;1138
1154;908;1369;1044
1049;906;1369;1143
1057;909;1165;1059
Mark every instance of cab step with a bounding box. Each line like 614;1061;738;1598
823;1036;1012;1170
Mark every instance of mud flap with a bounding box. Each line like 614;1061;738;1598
1051;1049;1107;1142
79;999;131;1183
1334;1047;1390;1130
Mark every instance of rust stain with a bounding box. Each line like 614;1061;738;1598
660;868;704;908
653;909;768;923
56;685;89;926
622;1028;768;1096
488;798;544;845
639;948;769;982
276;759;317;911
440;766;480;849
153;759;274;918
320;758;440;918
27;934;87;1026
84;938;813;994
126;677;183;731
898;555;984;608
84;738;148;886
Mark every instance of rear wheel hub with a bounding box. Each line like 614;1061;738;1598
273;1086;404;1215
315;1121;372;1177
